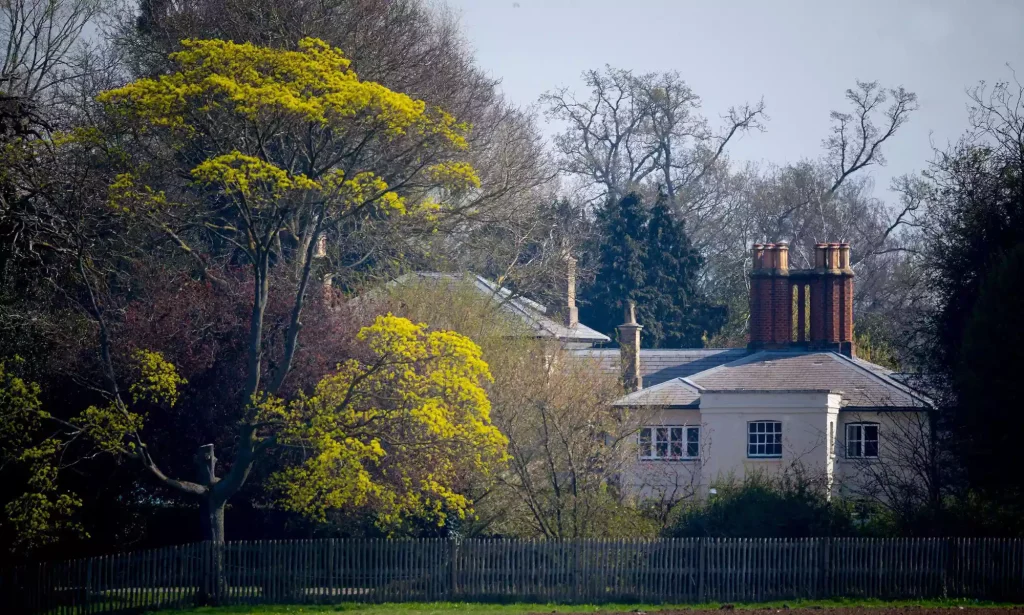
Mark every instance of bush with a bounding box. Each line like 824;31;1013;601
664;473;857;538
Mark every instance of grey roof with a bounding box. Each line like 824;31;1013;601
685;351;930;408
390;273;611;344
596;348;933;410
569;348;750;388
614;376;704;408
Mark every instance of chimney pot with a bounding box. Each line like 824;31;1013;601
752;244;765;270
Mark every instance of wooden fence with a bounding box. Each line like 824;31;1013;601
3;538;1024;614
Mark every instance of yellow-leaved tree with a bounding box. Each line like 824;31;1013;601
1;37;505;548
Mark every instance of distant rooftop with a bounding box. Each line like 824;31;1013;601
390;272;611;345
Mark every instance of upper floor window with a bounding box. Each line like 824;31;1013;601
639;426;700;460
846;423;879;459
748;421;782;458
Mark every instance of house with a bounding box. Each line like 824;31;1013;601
389;241;932;501
568;242;933;501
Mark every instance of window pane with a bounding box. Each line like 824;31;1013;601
640;428;651;458
865;440;878;457
671;428;683;443
656;440;669;458
687;441;699;458
865;425;879;441
687;428;700;443
671;440;683;458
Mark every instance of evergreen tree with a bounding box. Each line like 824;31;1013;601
644;194;725;347
585;193;649;336
580;192;726;347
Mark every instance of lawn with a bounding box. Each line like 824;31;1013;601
148;598;1019;615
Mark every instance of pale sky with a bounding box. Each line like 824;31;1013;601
446;0;1024;200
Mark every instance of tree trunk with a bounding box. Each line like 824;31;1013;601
201;496;226;543
195;444;226;604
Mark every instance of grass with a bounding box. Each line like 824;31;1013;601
148;598;1019;615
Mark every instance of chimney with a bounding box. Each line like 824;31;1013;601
808;242;855;356
771;242;792;345
563;254;579;328
748;242;792;349
617;300;642;392
749;243;769;347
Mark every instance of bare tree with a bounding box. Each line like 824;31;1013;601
541;65;765;224
0;0;105;101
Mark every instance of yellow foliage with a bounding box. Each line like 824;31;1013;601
97;37;469;148
130;349;187;407
427;161;481;191
267;314;508;527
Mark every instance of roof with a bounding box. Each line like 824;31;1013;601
569;348;750;388
594;348;933;410
390;273;611;344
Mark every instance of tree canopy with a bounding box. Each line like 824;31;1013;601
582;192;725;348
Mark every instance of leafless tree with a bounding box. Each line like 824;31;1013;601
0;0;106;101
837;409;941;527
541;65;765;225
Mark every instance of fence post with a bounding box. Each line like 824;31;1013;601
821;537;832;599
448;538;459;600
698;537;706;603
943;537;952;599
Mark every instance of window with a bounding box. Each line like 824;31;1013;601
639;426;700;460
846;423;879;459
748;421;782;458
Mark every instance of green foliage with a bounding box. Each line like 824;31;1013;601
582;192;725;348
955;243;1024;509
665;473;856;538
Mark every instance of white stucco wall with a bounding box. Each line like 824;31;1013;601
834;410;932;500
698;391;840;488
622;392;931;506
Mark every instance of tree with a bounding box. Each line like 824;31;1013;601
643;194;725;347
114;0;559;294
373;276;656;539
0;37;511;548
582;192;725;348
585;192;648;336
702;81;919;347
541;65;765;222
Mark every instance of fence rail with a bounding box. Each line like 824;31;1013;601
2;538;1023;614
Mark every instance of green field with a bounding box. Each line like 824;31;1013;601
148;598;1016;615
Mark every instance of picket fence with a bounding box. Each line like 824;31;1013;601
3;537;1024;614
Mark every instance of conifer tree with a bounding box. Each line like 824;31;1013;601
581;192;725;347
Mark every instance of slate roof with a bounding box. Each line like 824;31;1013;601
605;349;932;410
390;273;611;344
568;348;750;388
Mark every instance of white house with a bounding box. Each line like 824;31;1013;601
569;242;933;501
387;241;932;502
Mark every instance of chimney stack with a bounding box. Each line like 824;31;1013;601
617;300;642;392
748;242;792;349
807;242;855;356
563;254;579;328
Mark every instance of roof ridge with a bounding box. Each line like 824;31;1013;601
686;350;770;382
826;352;933;408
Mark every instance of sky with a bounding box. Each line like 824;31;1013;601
445;0;1024;200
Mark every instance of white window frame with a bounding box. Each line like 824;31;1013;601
845;422;880;459
747;420;783;458
639;425;700;460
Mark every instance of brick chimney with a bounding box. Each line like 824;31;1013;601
806;242;855;356
617;300;642;392
562;254;579;328
748;242;792;349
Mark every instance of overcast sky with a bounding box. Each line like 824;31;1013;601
446;0;1024;200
